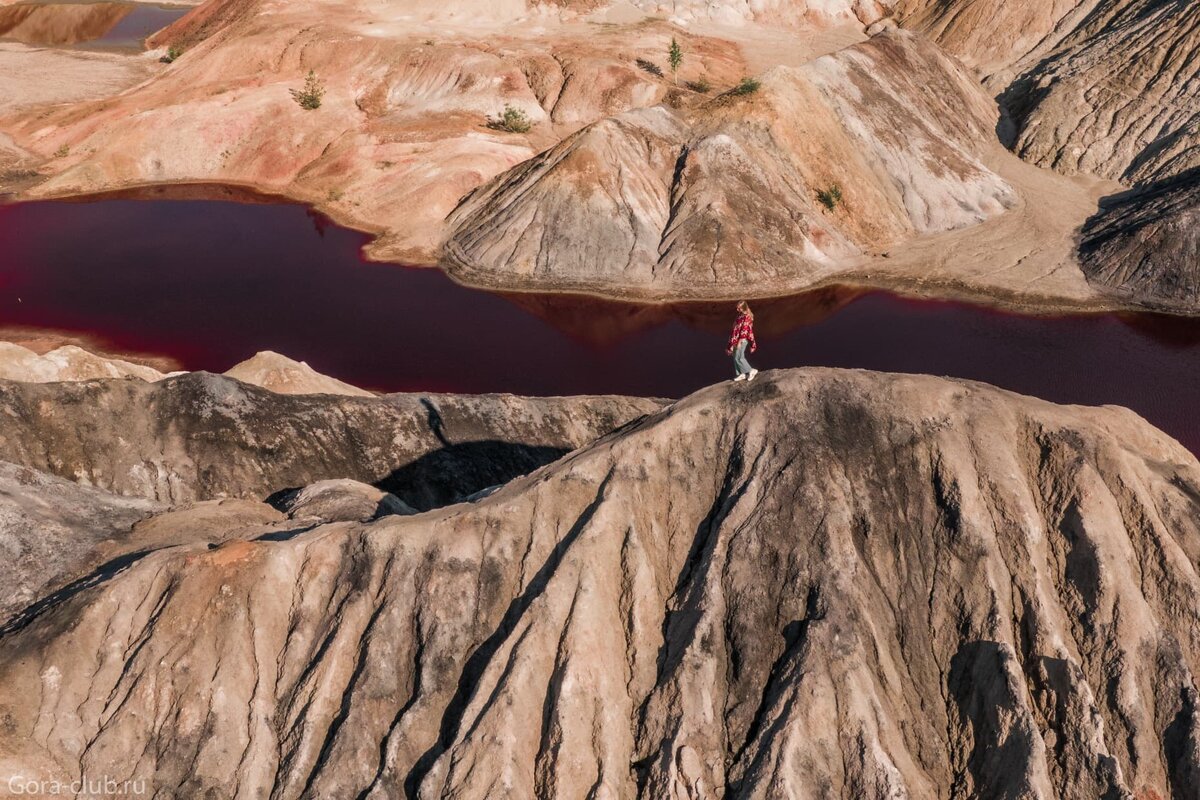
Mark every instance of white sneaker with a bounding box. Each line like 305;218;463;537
747;369;759;381
733;374;747;382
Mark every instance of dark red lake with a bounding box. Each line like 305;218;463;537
2;189;1199;453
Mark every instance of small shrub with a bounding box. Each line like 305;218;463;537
636;58;663;77
53;144;70;158
291;70;325;110
160;45;182;64
326;189;343;202
668;38;682;84
685;77;711;93
729;77;761;96
487;104;532;134
423;39;435;46
816;184;843;211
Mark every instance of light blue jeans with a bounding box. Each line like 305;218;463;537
733;339;753;377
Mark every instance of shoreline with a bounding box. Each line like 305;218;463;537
1;178;1179;320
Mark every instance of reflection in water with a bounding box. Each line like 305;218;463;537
1;189;1200;457
1118;312;1200;348
499;286;864;344
0;1;186;49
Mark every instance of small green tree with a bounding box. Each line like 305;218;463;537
487;105;532;133
160;45;182;64
668;37;682;85
816;184;843;211
730;77;761;96
291;70;325;110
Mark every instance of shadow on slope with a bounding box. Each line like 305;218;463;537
373;441;569;512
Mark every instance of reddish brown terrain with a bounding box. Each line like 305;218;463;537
0;0;1193;311
1;4;1199;798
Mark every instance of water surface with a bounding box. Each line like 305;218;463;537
1;187;1198;453
0;0;186;49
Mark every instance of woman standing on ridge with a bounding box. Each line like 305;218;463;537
727;300;758;382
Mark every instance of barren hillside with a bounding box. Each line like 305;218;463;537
1;368;1198;798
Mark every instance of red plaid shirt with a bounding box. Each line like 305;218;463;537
727;313;756;353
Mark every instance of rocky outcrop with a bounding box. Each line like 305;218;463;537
0;371;663;506
223;351;374;397
0;0;1150;311
0;460;161;623
0;368;1197;798
1080;170;1200;313
0;342;165;383
275;478;416;523
444;31;1016;298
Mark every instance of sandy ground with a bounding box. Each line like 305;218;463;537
691;19;867;72
0;42;158;184
821;145;1124;314
0;42;157;113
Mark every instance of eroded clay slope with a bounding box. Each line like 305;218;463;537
890;0;1200;312
1;369;1197;798
894;0;1199;186
444;31;1016;299
0;371;662;507
0;460;161;622
1001;0;1200;186
2;0;746;263
1080;170;1200;313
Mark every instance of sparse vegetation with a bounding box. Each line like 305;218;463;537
729;77;761;96
487;104;532;134
685;77;711;93
668;38;682;85
326;189;343;202
54;144;70;158
423;39;435;46
290;70;325;110
636;58;663;77
816;184;843;211
160;45;182;64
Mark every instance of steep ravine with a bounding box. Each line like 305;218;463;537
1;368;1197;798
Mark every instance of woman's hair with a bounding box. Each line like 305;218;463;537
737;300;753;317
